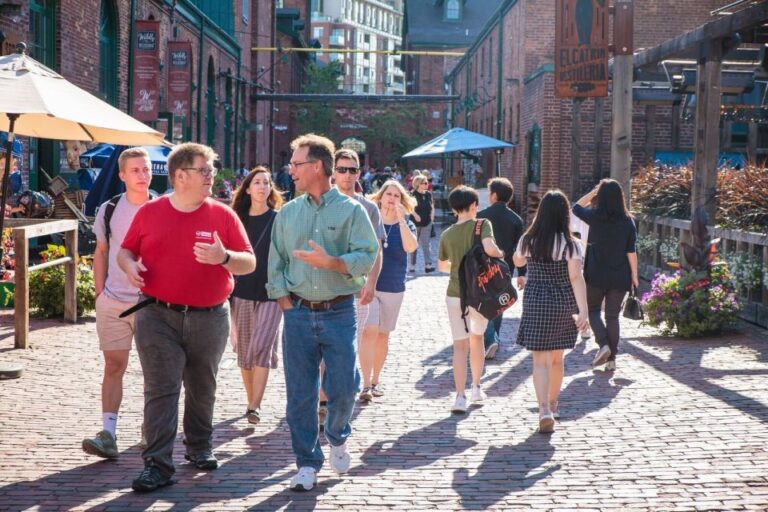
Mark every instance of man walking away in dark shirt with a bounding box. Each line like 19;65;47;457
477;177;526;360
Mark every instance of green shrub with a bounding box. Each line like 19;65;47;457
29;245;96;318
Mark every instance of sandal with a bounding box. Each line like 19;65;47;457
246;408;261;425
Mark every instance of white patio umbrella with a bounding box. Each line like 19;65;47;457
0;43;168;252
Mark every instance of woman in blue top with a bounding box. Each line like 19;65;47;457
358;180;418;402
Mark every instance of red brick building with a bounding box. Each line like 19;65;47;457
0;1;268;189
446;0;748;218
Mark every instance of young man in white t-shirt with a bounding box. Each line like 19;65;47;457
81;148;152;459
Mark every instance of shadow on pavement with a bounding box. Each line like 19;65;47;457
624;337;768;423
451;432;559;510
354;414;477;476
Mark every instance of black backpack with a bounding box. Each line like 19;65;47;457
102;193;123;242
458;219;518;331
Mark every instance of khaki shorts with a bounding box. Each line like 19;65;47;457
445;296;488;340
95;294;136;351
365;291;405;333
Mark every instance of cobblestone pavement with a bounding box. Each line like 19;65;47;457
1;250;767;510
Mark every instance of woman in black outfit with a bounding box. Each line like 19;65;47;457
572;179;638;371
408;173;435;273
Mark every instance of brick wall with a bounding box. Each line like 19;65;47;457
448;0;732;219
1;1;254;179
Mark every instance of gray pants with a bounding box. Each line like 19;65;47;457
409;224;433;268
135;301;230;477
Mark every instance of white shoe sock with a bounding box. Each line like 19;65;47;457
102;413;118;437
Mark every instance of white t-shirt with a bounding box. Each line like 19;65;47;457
93;194;145;303
515;234;584;261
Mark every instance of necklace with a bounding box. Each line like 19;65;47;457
383;222;396;249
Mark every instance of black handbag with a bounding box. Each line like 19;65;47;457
622;286;644;321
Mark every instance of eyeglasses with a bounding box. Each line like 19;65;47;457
335;166;360;174
181;166;217;178
288;160;316;169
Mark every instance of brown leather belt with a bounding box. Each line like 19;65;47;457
290;293;352;310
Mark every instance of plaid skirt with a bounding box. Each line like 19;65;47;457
516;259;578;351
230;297;282;369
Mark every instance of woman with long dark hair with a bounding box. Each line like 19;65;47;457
230;166;284;424
514;190;589;433
573;179;638;371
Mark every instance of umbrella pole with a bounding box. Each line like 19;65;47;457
495;149;503;178
0;114;19;265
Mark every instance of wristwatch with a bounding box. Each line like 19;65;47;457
221;250;231;265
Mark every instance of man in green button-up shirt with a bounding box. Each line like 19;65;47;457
267;134;377;491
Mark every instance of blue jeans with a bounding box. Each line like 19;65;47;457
282;296;359;470
483;315;502;350
134;301;230;477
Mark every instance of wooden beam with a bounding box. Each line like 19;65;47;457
633;2;768;68
611;55;634;206
13;232;28;349
4;219;80;239
692;40;723;222
64;228;78;323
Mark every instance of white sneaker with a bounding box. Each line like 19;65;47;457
470;384;487;405
605;360;616;371
592;345;611;367
329;443;351;474
451;393;468;413
290;466;317;491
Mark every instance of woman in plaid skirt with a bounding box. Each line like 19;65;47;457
230;166;284;425
513;190;589;433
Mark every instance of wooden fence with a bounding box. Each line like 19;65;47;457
635;214;768;327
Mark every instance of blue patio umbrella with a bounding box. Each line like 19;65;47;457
402;128;513;159
0;131;23;157
84;145;171;215
80;143;170;174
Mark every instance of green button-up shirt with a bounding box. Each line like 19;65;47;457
267;187;378;301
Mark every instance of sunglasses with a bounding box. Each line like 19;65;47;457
335;166;360;174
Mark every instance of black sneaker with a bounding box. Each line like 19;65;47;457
185;450;219;470
131;465;173;492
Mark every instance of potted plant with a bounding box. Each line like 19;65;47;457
642;207;741;337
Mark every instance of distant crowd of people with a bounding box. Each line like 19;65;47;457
81;134;637;493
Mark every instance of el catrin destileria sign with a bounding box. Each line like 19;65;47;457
555;0;609;98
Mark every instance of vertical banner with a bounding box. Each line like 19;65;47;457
555;0;609;98
132;20;160;121
166;41;192;125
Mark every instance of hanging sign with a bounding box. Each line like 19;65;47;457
166;41;192;123
555;0;609;98
132;20;160;121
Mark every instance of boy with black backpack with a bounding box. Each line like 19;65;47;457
81;147;152;460
437;186;505;413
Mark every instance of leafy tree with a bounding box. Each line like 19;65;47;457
291;61;343;137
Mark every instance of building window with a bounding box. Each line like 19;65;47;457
190;1;234;35
311;0;324;13
98;0;118;106
242;0;249;23
445;0;461;21
527;124;541;185
29;0;56;68
313;27;324;39
206;57;217;147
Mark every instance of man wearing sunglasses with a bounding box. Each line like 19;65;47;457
267;134;378;491
312;149;384;426
118;142;256;492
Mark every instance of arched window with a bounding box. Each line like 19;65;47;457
445;0;461;21
224;74;233;168
99;0;118;105
206;57;216;147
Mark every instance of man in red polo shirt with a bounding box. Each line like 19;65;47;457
118;142;255;492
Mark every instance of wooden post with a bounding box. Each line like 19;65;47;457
593;97;605;180
572;98;583;197
13;231;28;349
64;227;78;322
611;0;634;206
692;39;723;222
